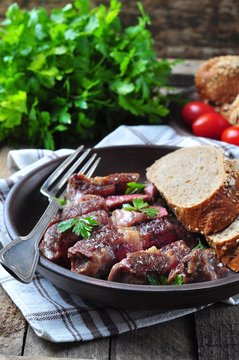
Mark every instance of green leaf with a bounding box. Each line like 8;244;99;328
57;218;75;233
123;198;159;217
43;131;54;150
57;216;99;238
59;107;71;124
192;240;207;251
147;274;183;285
74;99;88;109
84;14;99;33
0;91;27;114
125;182;145;194
172;275;183;285
28;54;46;72
54;196;66;206
110;80;135;95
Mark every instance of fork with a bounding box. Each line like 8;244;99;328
0;146;101;284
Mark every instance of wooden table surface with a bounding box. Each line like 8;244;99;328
1;60;239;360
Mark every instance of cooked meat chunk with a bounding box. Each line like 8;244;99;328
111;207;168;227
113;226;143;261
160;240;191;260
66;174;116;203
54;195;108;223
143;182;158;199
39;224;79;268
168;249;229;284
66;173;140;202
93;173;140;193
108;247;176;284
111;209;147;227
137;216;198;249
68;225;119;278
106;194;152;210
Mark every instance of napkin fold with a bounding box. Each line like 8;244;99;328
0;124;239;343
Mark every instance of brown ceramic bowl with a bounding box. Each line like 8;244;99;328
4;145;239;309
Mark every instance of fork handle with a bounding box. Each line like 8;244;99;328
0;199;59;283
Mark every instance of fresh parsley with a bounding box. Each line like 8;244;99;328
57;216;99;238
192;239;207;251
0;1;177;149
123;198;159;217
125;182;145;194
54;196;67;206
147;274;183;285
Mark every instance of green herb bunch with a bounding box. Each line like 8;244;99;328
0;0;176;149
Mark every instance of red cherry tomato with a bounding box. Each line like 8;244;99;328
221;126;239;146
192;112;230;140
181;101;215;126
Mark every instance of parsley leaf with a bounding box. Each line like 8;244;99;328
192;239;207;251
54;196;66;206
172;275;183;285
147;274;183;285
123;198;159;217
57;216;99;238
125;182;145;194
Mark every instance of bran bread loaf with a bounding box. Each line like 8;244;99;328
195;55;239;105
206;216;239;272
146;146;239;235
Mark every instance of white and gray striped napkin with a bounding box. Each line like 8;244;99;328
0;124;239;343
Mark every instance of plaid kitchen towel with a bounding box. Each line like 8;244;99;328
0;124;239;343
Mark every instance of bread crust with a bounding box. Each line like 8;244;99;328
195;55;239;105
207;234;239;272
158;176;239;235
219;95;239;125
146;147;239;235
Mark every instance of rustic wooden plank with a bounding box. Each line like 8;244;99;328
195;304;239;359
23;325;110;360
0;1;238;59
110;315;197;360
0;286;27;355
0;357;92;360
94;0;239;59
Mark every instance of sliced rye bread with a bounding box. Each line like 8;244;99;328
206;216;239;271
146;145;239;235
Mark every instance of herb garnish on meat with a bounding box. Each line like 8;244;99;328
192;239;207;251
123;198;159;217
57;216;99;238
125;182;145;194
54;196;67;206
147;274;183;285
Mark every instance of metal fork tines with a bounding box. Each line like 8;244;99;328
0;146;101;284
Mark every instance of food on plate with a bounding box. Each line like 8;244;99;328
108;242;226;284
146;146;239;235
192;112;230;139
206;217;239;272
195;55;239;105
221;126;239;146
39;150;232;284
181;101;215;126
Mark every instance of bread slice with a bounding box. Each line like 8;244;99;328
206;217;239;271
146;146;239;235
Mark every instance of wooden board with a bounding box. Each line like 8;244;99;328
0;0;238;59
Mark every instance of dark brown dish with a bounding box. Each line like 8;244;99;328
4;145;239;309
